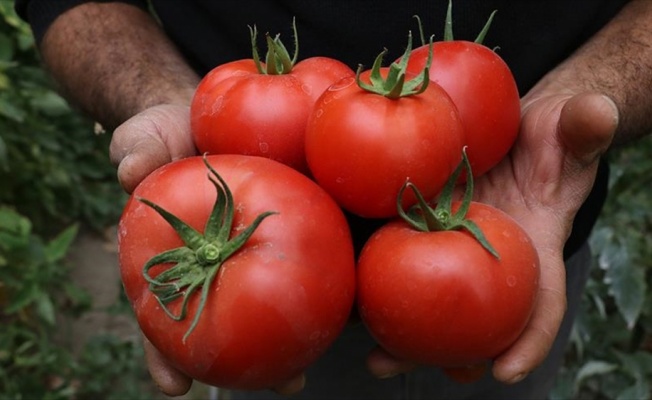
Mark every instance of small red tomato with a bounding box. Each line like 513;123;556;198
191;25;353;173
357;201;539;367
404;6;521;178
358;152;539;369
305;38;464;218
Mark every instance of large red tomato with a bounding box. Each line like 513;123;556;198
304;64;464;219
403;7;521;179
357;199;539;368
118;155;356;390
190;32;354;173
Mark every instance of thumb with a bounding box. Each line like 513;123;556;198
559;92;618;165
109;104;197;193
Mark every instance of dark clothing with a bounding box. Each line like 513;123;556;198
14;1;628;398
228;243;592;400
15;0;625;258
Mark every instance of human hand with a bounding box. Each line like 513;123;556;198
366;91;619;384
110;103;307;396
109;104;198;194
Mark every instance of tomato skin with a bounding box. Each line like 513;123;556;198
405;41;521;178
357;201;539;367
190;57;354;174
304;70;464;218
118;155;356;389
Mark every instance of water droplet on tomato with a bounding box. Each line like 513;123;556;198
211;95;224;114
328;76;355;91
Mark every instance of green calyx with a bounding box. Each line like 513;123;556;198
414;0;496;45
356;31;433;99
138;157;276;343
249;18;299;75
397;148;500;259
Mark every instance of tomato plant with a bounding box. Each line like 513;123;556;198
305;35;464;218
403;3;520;179
190;23;354;174
117;155;356;390
357;153;539;369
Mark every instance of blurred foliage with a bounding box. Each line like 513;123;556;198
0;1;125;235
0;1;146;399
552;139;652;400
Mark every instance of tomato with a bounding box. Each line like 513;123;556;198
357;198;539;368
117;155;356;390
403;7;521;179
304;54;464;218
190;26;354;174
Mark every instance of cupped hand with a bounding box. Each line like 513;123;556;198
110;104;307;396
366;91;619;383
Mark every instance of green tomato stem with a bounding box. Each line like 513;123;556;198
356;31;432;99
396;148;500;259
249;18;299;75
138;156;276;342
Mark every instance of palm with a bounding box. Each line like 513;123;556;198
472;92;617;381
365;92;617;383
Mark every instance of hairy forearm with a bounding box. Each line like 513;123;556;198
527;0;652;145
39;2;200;131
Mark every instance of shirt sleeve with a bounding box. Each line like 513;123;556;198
14;0;148;45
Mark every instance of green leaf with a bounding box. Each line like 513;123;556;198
0;206;31;249
30;90;71;116
0;32;13;62
0;133;7;170
0;97;26;121
615;351;652;381
5;283;38;313
44;223;79;263
575;360;618;386
598;240;647;329
616;381;650;400
35;293;56;325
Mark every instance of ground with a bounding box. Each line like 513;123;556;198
65;226;218;399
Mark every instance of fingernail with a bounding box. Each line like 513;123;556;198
377;371;399;380
601;95;620;127
505;373;527;384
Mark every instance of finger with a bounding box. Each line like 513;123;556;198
143;336;193;396
491;250;567;384
273;373;306;396
366;346;418;379
109;104;197;193
559;92;618;165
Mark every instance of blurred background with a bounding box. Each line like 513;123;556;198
0;1;650;399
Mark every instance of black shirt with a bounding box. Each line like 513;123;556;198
16;0;629;257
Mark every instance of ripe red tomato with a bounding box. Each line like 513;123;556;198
118;155;356;390
404;41;520;179
191;55;354;174
304;69;464;218
357;201;539;368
